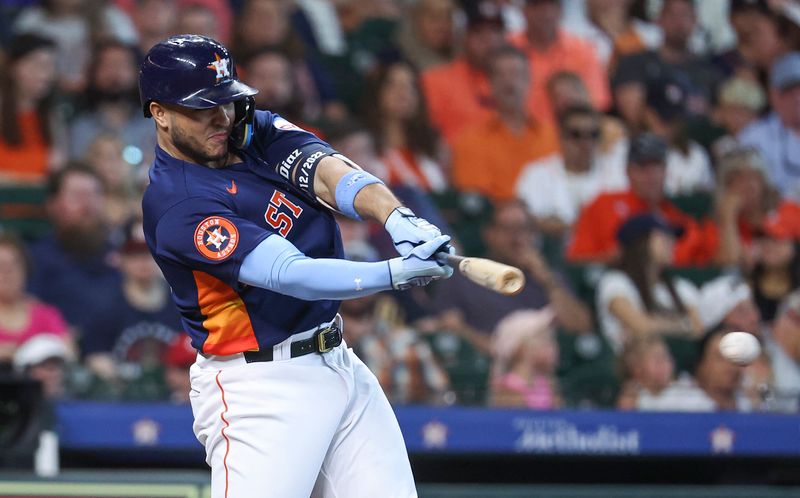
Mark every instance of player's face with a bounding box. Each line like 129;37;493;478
166;103;235;167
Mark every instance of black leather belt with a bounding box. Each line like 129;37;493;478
242;323;343;363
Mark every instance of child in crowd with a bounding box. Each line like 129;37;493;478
489;308;562;410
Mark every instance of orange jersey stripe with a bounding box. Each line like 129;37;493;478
193;270;259;355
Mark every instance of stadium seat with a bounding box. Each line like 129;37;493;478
0;184;49;240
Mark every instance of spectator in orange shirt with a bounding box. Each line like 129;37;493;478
451;45;559;202
0;34;65;185
567;133;718;267
420;0;505;145
510;0;611;123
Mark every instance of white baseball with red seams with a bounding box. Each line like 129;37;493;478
719;331;761;366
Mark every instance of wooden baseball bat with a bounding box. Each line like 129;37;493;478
436;253;525;296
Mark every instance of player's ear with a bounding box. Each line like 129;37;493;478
150;102;169;130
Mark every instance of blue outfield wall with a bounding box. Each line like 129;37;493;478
55;402;800;457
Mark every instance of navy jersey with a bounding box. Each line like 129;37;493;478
142;111;344;355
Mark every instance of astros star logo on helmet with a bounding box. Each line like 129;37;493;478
194;216;239;260
207;53;230;82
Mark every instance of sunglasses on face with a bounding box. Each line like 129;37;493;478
564;128;601;141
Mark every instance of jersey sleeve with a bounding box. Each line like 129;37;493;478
154;197;274;288
250;111;338;202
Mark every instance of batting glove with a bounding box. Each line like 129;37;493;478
384;207;444;256
388;234;454;290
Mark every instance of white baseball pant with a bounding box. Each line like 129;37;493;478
188;323;417;498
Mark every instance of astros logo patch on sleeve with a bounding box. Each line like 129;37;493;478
194;216;239;261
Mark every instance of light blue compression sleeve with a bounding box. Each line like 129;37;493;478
238;234;392;300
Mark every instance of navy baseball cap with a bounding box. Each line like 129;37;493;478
617;213;685;245
730;0;771;14
628;133;668;165
462;0;504;30
771;52;800;91
646;76;689;121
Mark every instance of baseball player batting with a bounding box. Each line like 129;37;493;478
139;35;453;498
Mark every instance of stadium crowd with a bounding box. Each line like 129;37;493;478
3;0;800;414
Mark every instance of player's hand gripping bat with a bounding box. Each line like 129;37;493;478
435;253;525;296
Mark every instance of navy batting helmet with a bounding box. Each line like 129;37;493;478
139;35;258;149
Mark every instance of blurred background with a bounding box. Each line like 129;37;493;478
3;0;800;496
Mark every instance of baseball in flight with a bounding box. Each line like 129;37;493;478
719;331;761;366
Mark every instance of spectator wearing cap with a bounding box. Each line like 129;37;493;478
596;213;704;355
697;275;791;411
739;52;800;200
80;219;182;383
509;0;610;122
163;332;196;404
613;0;723;133
421;0;505;145
13;333;73;399
0;233;72;366
0;34;66;184
713;77;767;139
451;45;559;202
643;75;714;196
515;104;627;236
567;133;719;266
714;146;800;268
699;276;761;333
489;308;562;409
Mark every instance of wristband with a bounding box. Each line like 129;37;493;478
335;169;383;220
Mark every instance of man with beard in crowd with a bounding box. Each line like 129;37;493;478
69;41;155;162
26;164;122;337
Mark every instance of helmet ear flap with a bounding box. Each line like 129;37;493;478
231;96;256;149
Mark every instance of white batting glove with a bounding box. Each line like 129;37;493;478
384;207;443;256
388;235;454;290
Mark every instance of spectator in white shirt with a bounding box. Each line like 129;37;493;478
596;213;705;354
516;104;627;236
739;52;800;201
643;75;714;196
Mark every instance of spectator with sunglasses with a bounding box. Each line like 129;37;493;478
515;104;628;237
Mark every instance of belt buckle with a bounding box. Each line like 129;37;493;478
316;325;341;353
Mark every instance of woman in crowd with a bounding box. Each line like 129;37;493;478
0;233;72;366
597;213;705;355
489;308;562;410
395;0;458;71
715;146;800;272
0;34;65;184
361;60;447;193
